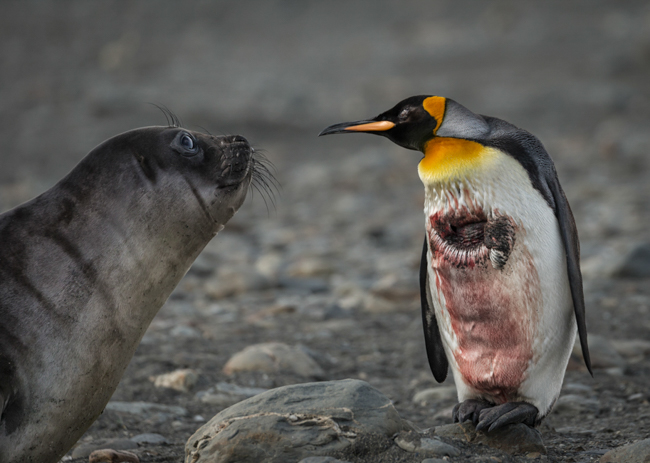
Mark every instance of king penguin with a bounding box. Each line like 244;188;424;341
319;96;592;431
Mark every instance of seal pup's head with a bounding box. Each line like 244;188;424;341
62;123;277;238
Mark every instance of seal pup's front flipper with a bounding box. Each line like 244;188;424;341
420;235;448;383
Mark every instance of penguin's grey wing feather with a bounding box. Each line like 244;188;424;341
420;235;449;382
545;173;593;376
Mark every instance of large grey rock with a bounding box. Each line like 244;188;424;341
600;437;650;462
435;421;546;455
185;379;413;463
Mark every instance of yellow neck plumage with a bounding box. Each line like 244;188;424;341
418;137;499;185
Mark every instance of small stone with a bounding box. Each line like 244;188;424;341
287;256;335;277
611;242;650;278
394;431;460;457
169;325;202;339
435;421;546;455
421;459;448;463
555;426;595;436
298;457;352;463
105;401;189;418
362;294;396;313
222;342;325;377
280;276;329;293
573;334;626;369
419;437;461;456
600;437;650;462
150;368;198;392
204;269;271;299
413;386;457;405
131;433;168;445
553;394;601;415
71;439;137;458
562;382;595;395
526;452;542;459
611;339;650;359
255;252;285;280
197;392;241;407
214;382;268;397
89;449;139;463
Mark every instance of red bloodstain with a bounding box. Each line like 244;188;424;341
428;209;541;403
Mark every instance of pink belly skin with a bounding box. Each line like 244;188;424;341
429;215;542;404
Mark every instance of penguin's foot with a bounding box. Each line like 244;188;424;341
453;399;494;426
475;401;538;433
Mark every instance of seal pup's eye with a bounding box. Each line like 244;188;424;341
172;131;200;156
180;133;196;151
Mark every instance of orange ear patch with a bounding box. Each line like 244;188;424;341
423;96;446;134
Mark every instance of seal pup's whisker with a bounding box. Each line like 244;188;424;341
148;103;182;128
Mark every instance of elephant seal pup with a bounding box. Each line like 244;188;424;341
0;124;262;463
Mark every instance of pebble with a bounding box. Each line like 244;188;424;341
222;342;325;377
600;437;650;462
298;457;352;463
611;339;650;359
71;438;137;458
203;268;271;299
435;421;546;455
553;394;601;415
105;401;189;418
88;449;139;463
412;386;457;405
287;256;335;277
195;382;268;408
131;433;169;445
573;333;626;370
150;368;198;392
421;459;447;463
394;431;460;457
361;293;397;313
185;379;413;463
169;325;202;339
611;242;650;278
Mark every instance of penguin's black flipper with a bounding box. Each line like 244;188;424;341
546;174;593;376
420;235;449;382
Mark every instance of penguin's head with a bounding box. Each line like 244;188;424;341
319;95;490;153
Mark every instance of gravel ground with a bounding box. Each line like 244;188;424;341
1;2;649;462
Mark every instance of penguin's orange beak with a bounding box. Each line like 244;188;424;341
318;120;395;136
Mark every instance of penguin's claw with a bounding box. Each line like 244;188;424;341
453;399;494;426
475;402;538;432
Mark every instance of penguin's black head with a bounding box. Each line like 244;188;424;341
319;95;491;153
319;95;445;152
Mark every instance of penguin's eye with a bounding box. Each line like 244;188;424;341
180;133;196;151
398;108;410;122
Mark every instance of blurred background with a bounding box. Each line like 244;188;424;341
2;1;650;458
